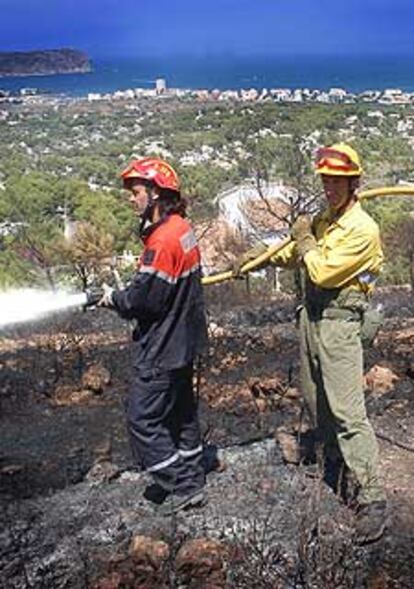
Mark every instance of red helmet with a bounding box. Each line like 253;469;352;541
120;157;180;193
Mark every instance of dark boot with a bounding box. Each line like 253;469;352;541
143;483;169;505
324;457;356;504
355;501;387;545
324;456;345;494
156;488;207;516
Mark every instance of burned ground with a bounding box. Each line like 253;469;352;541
1;286;414;588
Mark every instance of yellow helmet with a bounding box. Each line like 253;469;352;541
315;142;362;176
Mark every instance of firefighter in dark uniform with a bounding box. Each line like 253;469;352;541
100;157;208;515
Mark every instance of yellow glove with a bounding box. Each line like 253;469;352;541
291;215;317;259
230;242;268;277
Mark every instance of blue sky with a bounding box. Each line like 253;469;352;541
1;0;413;58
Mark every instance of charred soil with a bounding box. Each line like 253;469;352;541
1;286;414;587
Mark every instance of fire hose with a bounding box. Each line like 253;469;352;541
83;185;414;307
201;185;414;286
199;184;414;453
80;186;414;457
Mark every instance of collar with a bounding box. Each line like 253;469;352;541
141;217;166;243
322;201;362;229
141;213;179;243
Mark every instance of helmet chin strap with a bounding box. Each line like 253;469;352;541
139;186;158;236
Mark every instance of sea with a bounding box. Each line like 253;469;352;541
1;55;414;97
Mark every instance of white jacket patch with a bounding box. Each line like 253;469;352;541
180;230;197;253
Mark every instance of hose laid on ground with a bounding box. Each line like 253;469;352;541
201;185;414;286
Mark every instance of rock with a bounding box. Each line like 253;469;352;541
93;536;170;588
284;386;300;400
85;461;119;484
93;564;139;589
254;398;268;413
364;364;399;395
208;321;226;337
276;427;316;465
175;538;228;586
276;430;301;464
129;535;170;569
53;385;95;406
81;363;111;394
91;572;122;589
0;49;92;76
118;470;141;483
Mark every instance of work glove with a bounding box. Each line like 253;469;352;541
85;286;105;308
230;242;268;277
97;283;115;308
291;215;317;259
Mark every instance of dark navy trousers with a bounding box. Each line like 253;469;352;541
126;363;205;495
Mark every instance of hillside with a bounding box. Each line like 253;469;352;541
0;48;92;77
1;288;414;587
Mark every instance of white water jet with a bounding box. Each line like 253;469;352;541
0;289;88;328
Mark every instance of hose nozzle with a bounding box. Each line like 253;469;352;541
84;287;104;308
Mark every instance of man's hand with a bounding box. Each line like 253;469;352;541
98;283;115;308
291;215;317;258
85;287;104;308
291;215;312;240
230;242;268;278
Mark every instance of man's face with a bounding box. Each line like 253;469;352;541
127;180;150;216
321;174;351;211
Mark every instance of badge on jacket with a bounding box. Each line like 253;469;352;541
142;249;156;265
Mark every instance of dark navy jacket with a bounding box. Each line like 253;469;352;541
112;214;208;372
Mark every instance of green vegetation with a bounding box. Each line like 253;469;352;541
1;98;414;288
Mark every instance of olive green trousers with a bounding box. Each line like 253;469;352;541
299;306;385;504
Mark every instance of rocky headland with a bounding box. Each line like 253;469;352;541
0;49;92;77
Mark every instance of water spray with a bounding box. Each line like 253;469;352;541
2;186;413;326
0;288;104;329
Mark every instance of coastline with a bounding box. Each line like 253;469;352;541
1;55;414;97
0;68;91;79
1;83;413;108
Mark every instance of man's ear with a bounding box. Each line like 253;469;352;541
149;184;161;201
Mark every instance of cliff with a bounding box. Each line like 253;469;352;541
0;49;92;77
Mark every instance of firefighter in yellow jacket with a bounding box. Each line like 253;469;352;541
235;143;387;544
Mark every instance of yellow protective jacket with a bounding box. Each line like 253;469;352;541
271;202;383;296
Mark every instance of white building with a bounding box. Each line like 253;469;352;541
87;93;102;102
155;78;167;94
216;181;293;240
328;88;347;102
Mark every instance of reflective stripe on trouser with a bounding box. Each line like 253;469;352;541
299;306;385;504
126;363;205;495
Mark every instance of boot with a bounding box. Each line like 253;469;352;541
143;483;169;505
355;500;387;545
156;488;207;516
